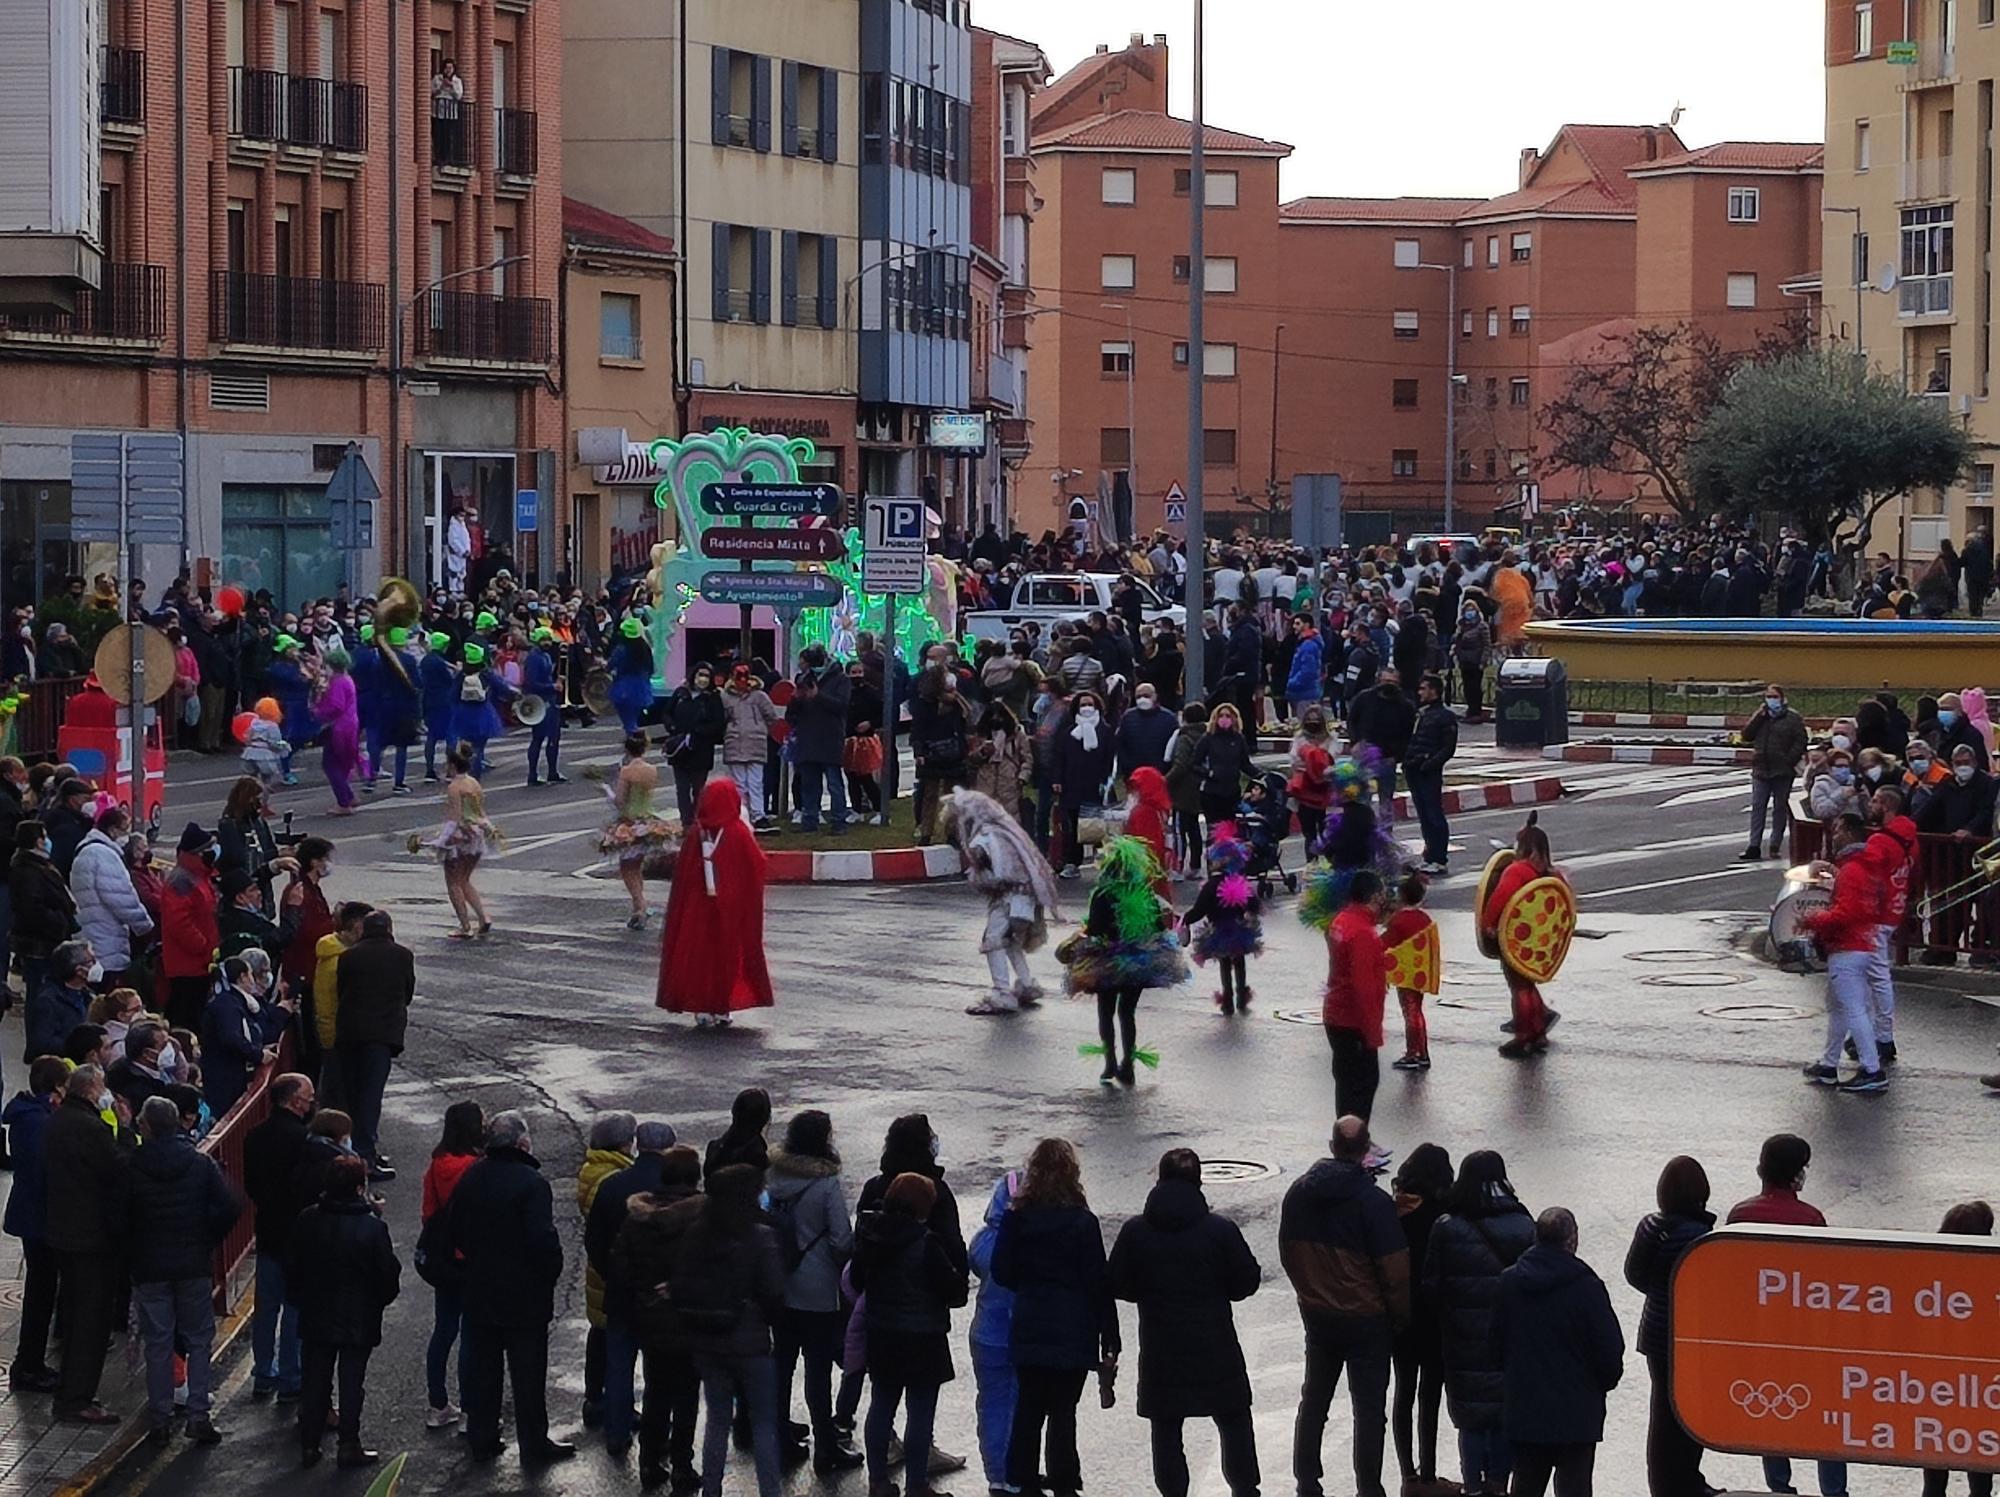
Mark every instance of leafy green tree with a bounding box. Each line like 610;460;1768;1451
1688;350;1973;547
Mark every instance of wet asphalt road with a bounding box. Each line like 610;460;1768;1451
90;725;2000;1497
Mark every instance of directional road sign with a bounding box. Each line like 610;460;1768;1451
699;481;842;518
71;433;186;545
700;528;849;563
864;496;928;594
699;571;846;608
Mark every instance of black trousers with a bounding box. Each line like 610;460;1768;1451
1326;1025;1380;1122
1295;1314;1392;1497
300;1341;370;1448
1514;1440;1597;1497
14;1238;58;1374
1149;1409;1260;1497
1925;1470;1995;1496
637;1344;701;1472
773;1306;844;1442
1096;987;1141;1063
1391;1335;1443;1481
53;1249;116;1413
1459;662;1485;717
463;1319;551;1451
1645;1351;1706;1496
584;1325;605;1405
1009;1364;1088;1495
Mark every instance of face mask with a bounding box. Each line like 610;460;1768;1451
1136;696;1156;711
1957;764;1977;784
38;838;51;857
1077;708;1099;725
1831;767;1852;784
1765;699;1784;715
1865;765;1884;783
1940;711;1960;729
1911;757;1932;775
157;1042;180;1074
85;961;104;985
1831;735;1852;751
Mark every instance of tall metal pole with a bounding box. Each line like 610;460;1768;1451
388;0;404;576
1445;265;1457;531
1268;322;1284;495
1183;0;1206;707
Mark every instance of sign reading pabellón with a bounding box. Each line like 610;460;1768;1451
1672;1227;2000;1471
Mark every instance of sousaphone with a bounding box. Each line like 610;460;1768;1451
374;576;422;691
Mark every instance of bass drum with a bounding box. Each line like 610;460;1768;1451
1768;874;1834;964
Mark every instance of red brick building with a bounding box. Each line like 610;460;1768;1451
0;0;563;611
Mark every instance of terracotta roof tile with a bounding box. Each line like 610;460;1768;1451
1033;110;1291;156
1459;178;1636;222
563;197;676;257
1560;124;1688;181
1280;196;1484;224
1628;141;1825;174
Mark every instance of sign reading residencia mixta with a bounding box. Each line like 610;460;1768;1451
1673;1228;2000;1471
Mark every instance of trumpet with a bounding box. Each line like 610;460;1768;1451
1918;837;2000;919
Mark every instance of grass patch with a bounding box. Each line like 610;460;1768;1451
1563;680;1918;722
749;791;937;852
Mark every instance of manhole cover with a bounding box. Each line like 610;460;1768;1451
1642;971;1751;988
1273;1009;1321;1025
1201;1159;1279;1185
1437;995;1507;1011
1701;913;1762;927
1699;1002;1814;1022
1626;949;1730;964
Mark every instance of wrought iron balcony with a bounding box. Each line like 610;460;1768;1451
417;290;552;364
211;270;387;351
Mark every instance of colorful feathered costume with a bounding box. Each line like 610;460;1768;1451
944;787;1062;1016
1058;835;1188;1084
1300;753;1405;930
1182;824;1264;1014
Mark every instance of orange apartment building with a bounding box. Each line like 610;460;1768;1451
1025;36;1822;538
0;0;563;613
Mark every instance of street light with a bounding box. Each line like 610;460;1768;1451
1414;261;1459;530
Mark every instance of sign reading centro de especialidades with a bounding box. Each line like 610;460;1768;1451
1673;1227;2000;1471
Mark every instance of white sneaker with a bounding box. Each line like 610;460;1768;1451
869;813;884;826
426;1403;461;1429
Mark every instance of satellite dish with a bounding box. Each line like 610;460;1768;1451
1875;263;1901;295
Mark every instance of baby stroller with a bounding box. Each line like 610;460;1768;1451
1235;770;1299;897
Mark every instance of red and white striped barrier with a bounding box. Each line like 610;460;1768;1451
1571;712;1731;729
1545;743;1750;766
1402;776;1567;817
662;843;966;885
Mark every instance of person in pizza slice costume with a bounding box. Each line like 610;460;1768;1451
1179;823;1264;1015
1057;834;1188;1086
655;777;773;1027
1477;812;1576;1058
943;786;1062;1017
1385;873;1441;1071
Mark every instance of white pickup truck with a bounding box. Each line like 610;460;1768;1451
965;572;1186;643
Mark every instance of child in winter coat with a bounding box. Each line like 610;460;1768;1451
1384;874;1442;1070
1289;741;1335;852
241;697;290;791
1180;826;1264;1015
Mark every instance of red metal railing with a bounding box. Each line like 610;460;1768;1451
1789;816;2000;961
200;1035;291;1313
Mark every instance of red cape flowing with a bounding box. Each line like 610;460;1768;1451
655;816;774;1014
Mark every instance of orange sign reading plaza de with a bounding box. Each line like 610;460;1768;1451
1673;1227;2000;1471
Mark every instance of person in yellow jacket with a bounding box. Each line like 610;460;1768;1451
576;1112;637;1429
310;901;372;1110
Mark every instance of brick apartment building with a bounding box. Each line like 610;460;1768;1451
1025;36;1822;539
0;0;563;612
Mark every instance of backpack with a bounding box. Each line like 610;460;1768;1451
414;1207;464;1292
458;671;489;705
765;1185;829;1276
670;1233;748;1336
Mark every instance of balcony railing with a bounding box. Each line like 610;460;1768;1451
1900;273;1955;318
210;270;387;351
417;290;552;364
431;95;473;168
0;263;165;341
101;46;144;124
1899;156;1955;201
496;107;537;176
228;68;367;151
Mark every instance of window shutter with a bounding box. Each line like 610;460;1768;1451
780;230;800;326
712;221;732;320
751;55;772;153
818;238;838;328
780;61;799;157
819;67;839;162
710;47;731;145
751;228;772;322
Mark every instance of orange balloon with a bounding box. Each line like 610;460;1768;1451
232;712;256;745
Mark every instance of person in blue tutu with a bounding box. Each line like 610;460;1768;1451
449;643;512;777
606;617;655;738
266;634;318;785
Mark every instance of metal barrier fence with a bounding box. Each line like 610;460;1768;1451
11;676;87;762
199;1036;291;1313
1788;816;2000;962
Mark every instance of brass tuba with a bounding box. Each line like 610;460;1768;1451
374;576;422;691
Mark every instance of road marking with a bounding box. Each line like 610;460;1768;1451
1581;863;1767;901
1658;784;1752;809
1559;831;1746;872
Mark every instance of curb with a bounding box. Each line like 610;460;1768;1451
1404;775;1566;817
1572;711;1732;729
1546;743;1750;766
670;844;966;884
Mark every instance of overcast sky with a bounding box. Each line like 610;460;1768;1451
980;0;1826;199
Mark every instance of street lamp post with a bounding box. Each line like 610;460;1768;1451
1416;261;1458;530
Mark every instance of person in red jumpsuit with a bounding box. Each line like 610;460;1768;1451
655;777;773;1026
1483;819;1567;1058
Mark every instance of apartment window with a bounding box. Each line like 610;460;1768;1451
1461;309;1474;338
599;292;641;360
1509;377;1530;407
491;227;513;295
1393;309;1420;338
712;222;771;323
1484;377;1498;407
1727;187;1761;223
780;231;837;327
1391;449;1418;478
1901;205;1955;313
1726;272;1759;308
1101;340;1133;374
1101;427;1131;466
1456;379;1472;404
1852;231;1871;287
1508;449;1532;475
1511;231;1532;262
1393;379;1419;408
1457;449;1472;479
782;62;838;162
1983;0;1995;24
1487;235;1500;267
1172;256;1191;283
1856;1;1873;55
1101;168;1136;205
1510;304;1531;335
1172;169;1238;205
1203;343;1237;377
1855;119;1872;171
1172;341;1188;365
1484;449;1498;479
1204;256;1237;292
1002;86;1026;155
1203;429;1238;466
1462;238;1475;268
1486;307;1500;337
1394;238;1421;269
714;48;771;151
1976;462;1996;495
1101;254;1136;290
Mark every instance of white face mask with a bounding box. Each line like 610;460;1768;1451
1831;735;1852;751
85;961;104;985
1135;696;1156;711
1077;708;1100;725
1957;764;1977;784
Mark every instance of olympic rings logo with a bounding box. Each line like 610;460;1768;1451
1729;1380;1812;1420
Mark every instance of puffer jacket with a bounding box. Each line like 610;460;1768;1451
577;1146;635;1330
8;847;77;962
721;683;780;764
1193;726;1252;802
851;1207;969;1386
2;1091;56;1242
1423;1196;1535;1431
967;1173;1017;1350
124;1130;242;1283
1494;1242;1625;1445
1278;1158;1409;1325
68;829;154;969
992;1202;1120;1371
1625;1209;1715;1358
609;1187;704;1348
286;1193;402;1347
764;1149;854;1313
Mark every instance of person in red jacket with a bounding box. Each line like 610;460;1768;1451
159;822;221;1029
1324;869;1391;1146
1800;813;1888;1093
419;1099;485;1429
1863;786;1917;1064
1123;766;1173;898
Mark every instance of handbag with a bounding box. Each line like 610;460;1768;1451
843;733;884;776
414;1207;465;1291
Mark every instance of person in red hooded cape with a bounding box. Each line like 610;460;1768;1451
656;777;773;1025
1124;765;1173;897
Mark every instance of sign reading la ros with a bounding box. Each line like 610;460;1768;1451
1673;1228;2000;1471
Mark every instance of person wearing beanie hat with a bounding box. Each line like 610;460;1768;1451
266;636;319;785
607;616;656;738
522;625;566;787
449;644;510;778
365;620;420;796
419;633;457;782
350;624;383;793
